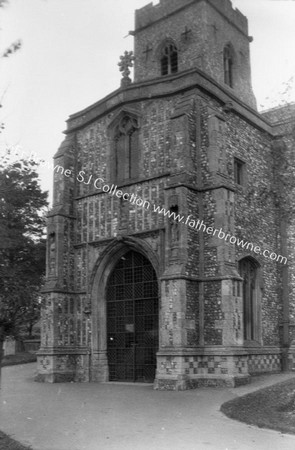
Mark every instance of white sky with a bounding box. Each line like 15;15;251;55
0;0;295;201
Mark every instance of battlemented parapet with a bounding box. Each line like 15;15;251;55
135;0;248;35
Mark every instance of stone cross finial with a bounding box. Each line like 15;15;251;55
118;51;134;87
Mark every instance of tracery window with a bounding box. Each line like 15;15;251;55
161;42;178;76
114;116;139;182
224;44;234;87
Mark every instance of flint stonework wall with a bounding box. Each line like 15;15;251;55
57;87;284;356
263;105;295;342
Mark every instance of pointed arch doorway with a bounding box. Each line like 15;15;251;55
106;250;159;383
239;257;261;343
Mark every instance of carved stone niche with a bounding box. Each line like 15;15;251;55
48;232;56;277
207;108;228;177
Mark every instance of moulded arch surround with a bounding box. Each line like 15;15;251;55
238;254;261;268
107;107;142;137
155;37;178;60
238;255;262;291
238;255;262;345
223;42;235;59
89;236;160;357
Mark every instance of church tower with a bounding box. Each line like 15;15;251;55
36;0;292;388
133;0;256;109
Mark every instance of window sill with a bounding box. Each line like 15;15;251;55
243;340;262;348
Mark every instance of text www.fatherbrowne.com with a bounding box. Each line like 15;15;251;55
75;171;288;265
76;171;287;265
153;204;287;265
2;143;287;266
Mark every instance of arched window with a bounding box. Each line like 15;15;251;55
223;45;234;87
114;116;139;182
239;257;260;342
161;42;178;76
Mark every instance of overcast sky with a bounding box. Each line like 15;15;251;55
1;0;295;200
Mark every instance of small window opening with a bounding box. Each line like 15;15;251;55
169;205;180;244
224;45;233;87
234;158;245;185
161;43;178;76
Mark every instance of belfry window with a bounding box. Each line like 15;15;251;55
239;258;260;342
114;116;139;182
161;42;178;76
224;45;234;87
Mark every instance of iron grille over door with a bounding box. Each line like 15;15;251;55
106;251;159;382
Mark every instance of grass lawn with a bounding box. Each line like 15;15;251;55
1;352;37;367
0;431;32;450
221;377;295;435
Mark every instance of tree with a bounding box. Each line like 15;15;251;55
0;0;22;133
0;157;48;352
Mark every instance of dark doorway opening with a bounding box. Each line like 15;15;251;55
106;251;158;382
239;257;258;341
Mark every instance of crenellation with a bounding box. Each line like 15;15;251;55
208;0;248;34
135;0;248;35
135;0;193;31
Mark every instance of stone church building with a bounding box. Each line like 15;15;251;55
36;0;295;389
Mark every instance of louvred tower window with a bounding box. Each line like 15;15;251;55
161;42;178;76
